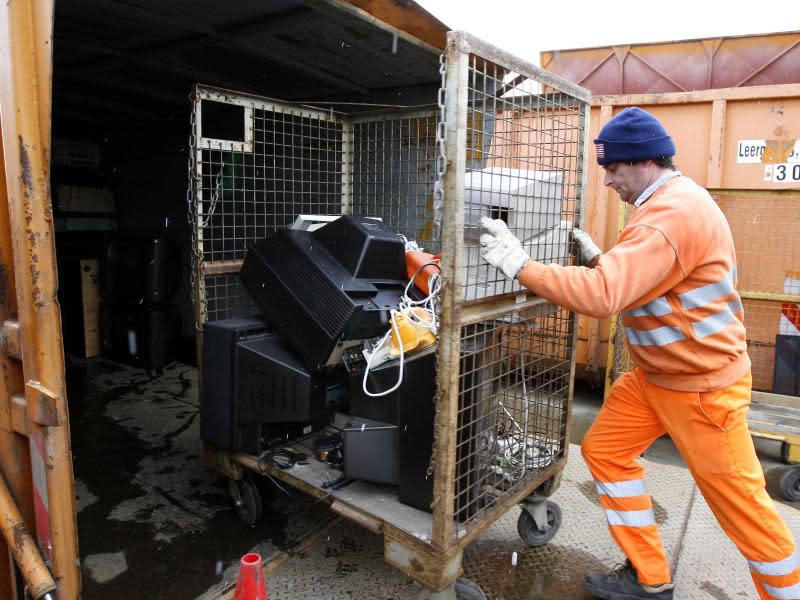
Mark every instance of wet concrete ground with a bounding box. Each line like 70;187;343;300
68;358;333;599
67;358;798;599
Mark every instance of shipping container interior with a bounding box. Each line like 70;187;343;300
52;0;445;368
52;2;443;596
49;2;588;597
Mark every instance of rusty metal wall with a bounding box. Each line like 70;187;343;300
542;31;800;95
0;103;30;600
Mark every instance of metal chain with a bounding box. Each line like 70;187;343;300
426;52;447;478
432;52;448;244
185;86;206;331
201;168;223;228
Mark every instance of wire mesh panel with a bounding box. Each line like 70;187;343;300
454;308;573;533
436;32;590;542
460;56;585;302
203;273;258;323
191;86;345;325
349;110;440;250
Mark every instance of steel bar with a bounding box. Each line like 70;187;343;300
0;0;81;596
455;31;592;103
739;290;800;303
461;297;548;326
584;105;611;384
432;31;470;551
309;0;444;56
330;501;382;534
203;260;243;277
0;92;30;600
593;83;800;105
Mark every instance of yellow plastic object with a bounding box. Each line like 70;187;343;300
389;309;436;356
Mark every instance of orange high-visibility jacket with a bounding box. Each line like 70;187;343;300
518;175;750;392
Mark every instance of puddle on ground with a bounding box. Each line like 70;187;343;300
68;358;333;599
463;544;607;599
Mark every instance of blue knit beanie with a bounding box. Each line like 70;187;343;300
593;107;675;165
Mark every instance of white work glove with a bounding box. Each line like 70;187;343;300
571;227;601;265
479;216;529;280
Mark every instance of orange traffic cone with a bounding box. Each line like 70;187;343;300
233;553;268;600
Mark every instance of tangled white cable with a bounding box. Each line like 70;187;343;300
502;439;554;471
361;253;441;398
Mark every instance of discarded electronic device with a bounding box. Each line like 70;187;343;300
201;214;557;515
200;317;346;454
201;216;446;507
239;215;409;371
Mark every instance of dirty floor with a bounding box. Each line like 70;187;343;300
67;357;799;599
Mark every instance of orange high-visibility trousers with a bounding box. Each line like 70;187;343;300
582;368;799;599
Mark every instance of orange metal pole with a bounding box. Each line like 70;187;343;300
0;472;56;599
0;0;81;597
0;112;31;600
584;104;613;384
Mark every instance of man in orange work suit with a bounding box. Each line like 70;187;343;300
480;107;799;600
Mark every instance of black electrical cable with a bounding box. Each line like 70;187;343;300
258;448;296;472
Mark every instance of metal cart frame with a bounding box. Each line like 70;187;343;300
748;390;800;501
194;31;591;596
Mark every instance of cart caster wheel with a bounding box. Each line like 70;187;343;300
454;578;487;600
517;500;562;546
229;476;263;525
780;467;800;502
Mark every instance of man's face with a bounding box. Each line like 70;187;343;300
602;161;652;204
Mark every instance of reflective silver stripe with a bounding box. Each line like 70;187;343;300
626;296;672;318
596;479;648;498
679;270;736;310
750;550;800;577
763;582;800;600
692;300;743;339
626;325;685;346
605;508;656;527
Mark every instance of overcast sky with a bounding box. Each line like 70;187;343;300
415;0;800;65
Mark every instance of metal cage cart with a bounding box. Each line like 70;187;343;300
191;31;590;598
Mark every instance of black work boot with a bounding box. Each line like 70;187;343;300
583;561;674;599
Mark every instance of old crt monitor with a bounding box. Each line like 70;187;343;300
200;317;345;454
239;215;408;371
